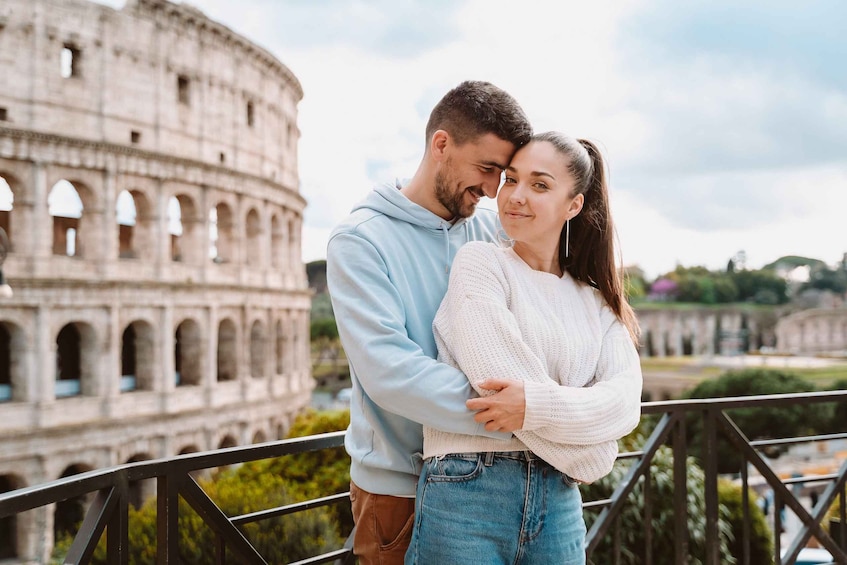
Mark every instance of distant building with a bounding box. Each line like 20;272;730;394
776;309;847;356
0;0;311;560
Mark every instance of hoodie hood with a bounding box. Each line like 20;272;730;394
352;181;471;232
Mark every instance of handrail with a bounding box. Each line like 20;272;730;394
2;393;847;564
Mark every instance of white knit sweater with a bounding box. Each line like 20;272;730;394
424;241;643;483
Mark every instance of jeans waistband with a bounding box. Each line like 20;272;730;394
451;450;543;463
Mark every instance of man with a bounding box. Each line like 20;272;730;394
326;80;532;564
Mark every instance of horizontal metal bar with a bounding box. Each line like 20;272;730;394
232;492;350;525
750;432;847;448
288;548;351;565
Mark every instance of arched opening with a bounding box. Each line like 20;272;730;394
174;320;201;386
0;474;23;559
168;196;183;262
245;208;261;266
217;319;237;382
120;325;136;391
250;320;265;378
54;464;93;541
252;430;267;444
116;190;136;258
56;325;81;397
682;334;694;356
121;321;155;392
218;435;237;449
0;175;14;249
642;329;655;357
209;203;233;263
48;180;84;257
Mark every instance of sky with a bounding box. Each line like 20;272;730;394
94;0;847;279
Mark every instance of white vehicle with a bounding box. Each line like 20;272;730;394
781;547;834;565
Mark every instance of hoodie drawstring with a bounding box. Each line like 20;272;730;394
441;223;450;274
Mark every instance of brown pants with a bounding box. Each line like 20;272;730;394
350;481;415;565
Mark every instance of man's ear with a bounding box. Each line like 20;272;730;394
430;130;449;161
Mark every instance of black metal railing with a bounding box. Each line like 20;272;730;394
1;391;846;564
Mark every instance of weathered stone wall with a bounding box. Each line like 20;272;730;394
776;309;847;355
0;1;310;560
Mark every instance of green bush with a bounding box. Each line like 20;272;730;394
684;369;827;473
47;409;353;564
237;408;353;536
583;443;735;564
718;479;773;564
88;471;340;564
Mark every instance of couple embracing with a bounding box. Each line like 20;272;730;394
327;80;642;565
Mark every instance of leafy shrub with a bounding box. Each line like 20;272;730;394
684;369;827;473
717;479;773;564
583;443;735;564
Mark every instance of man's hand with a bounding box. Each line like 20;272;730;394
466;379;526;432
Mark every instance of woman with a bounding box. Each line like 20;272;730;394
405;132;643;565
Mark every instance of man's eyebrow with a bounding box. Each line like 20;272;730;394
481;160;507;170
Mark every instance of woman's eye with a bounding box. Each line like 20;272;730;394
503;176;516;184
533;182;548;190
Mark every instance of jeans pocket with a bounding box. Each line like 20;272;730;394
426;455;483;483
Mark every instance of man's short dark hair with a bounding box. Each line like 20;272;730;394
425;80;532;149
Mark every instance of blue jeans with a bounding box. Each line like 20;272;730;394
405;451;586;565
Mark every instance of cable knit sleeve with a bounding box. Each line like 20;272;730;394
523;303;643;445
433;243;550;391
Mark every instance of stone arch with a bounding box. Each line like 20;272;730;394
218;434;237;449
0;173;16;249
210;202;234;263
174;319;202;386
54;463;95;540
116;189;153;260
178;445;199;455
217;318;238;382
251;429;267;444
55;322;97;398
121;320;156;392
0;321;26;403
168;194;202;264
48;179;95;258
0;473;25;560
270;213;282;268
245;207;261;266
249;319;266;378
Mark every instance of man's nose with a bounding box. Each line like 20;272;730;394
482;171;502;198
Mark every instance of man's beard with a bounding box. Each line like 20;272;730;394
434;162;476;219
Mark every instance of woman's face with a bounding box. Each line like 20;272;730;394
497;140;583;252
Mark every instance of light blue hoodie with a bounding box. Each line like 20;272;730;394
326;182;510;496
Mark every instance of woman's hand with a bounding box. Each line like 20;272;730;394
466;379;526;432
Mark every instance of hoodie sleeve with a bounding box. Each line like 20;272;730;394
327;231;509;439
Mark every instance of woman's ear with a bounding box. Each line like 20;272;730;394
569;193;585;218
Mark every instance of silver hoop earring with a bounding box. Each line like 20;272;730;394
565;219;570;258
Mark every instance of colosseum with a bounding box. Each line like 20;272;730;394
0;0;312;560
